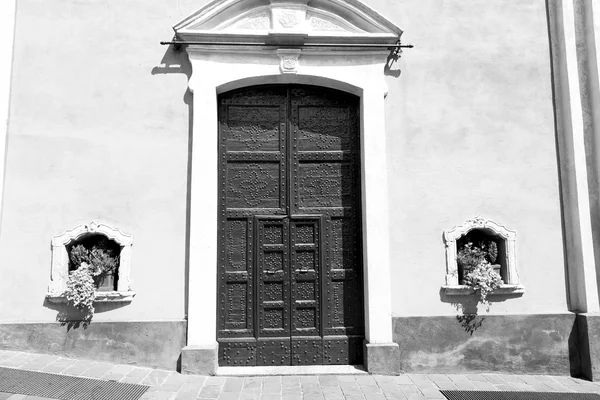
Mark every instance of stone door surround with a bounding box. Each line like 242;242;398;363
176;0;403;374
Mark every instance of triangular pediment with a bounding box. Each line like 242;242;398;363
174;0;402;44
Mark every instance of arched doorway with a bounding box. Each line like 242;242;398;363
217;85;365;366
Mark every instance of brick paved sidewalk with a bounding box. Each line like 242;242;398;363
1;350;600;400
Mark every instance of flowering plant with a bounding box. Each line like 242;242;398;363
64;262;96;320
457;238;502;311
63;237;120;321
463;261;502;311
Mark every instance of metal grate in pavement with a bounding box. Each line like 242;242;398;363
0;366;148;400
441;391;600;400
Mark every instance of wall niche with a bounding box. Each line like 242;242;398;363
442;217;524;295
46;222;135;303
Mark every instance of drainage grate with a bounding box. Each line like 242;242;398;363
0;366;149;400
441;391;600;400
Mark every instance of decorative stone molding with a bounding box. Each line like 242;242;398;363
442;217;522;295
46;222;135;302
277;49;301;74
174;0;402;43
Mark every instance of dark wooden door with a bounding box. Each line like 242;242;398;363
217;85;363;366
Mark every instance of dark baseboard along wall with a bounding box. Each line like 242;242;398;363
392;313;600;381
4;315;600;379
0;321;186;371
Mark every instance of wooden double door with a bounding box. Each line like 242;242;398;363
217;85;364;366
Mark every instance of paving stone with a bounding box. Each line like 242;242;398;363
303;394;324;400
173;390;198;400
258;394;281;400
445;375;470;383
244;377;263;389
142;390;177;400
499;374;525;383
509;383;537;391
471;381;496;390
452;381;477;390
120;367;153;384
0;350;19;360
223;377;244;393
282;387;302;396
393;376;412;385
407;377;435;388
218;393;241;400
160;372;188;392
337;376;357;383
303;383;323;395
323;393;345;400
492;384;519;391
464;375;488;383
199;385;223;399
2;353;40;368
404;393;426;400
205;376;227;386
40;357;75;374
340;383;363;395
263;376;281;385
342;395;365;400
480;374;505;384
281;376;300;387
301;376;320;384
239;393;261;400
378;382;399;391
382;390;407;400
431;382;456;390
59;360;98;376
319;376;339;387
426;375;452;385
360;386;383;394
173;382;203;399
101;363;135;381
242;388;261;395
417;388;444;399
184;374;206;384
517;375;543;385
261;383;281;394
397;384;420;394
20;354;58;371
356;376;377;387
80;362;114;378
364;394;386;400
141;370;172;386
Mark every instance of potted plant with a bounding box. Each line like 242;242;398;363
63;236;120;319
457;237;503;311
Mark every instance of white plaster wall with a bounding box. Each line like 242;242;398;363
0;0;195;322
381;0;567;316
0;0;16;235
0;0;567;321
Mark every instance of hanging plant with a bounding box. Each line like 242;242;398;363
63;236;120;321
457;239;502;311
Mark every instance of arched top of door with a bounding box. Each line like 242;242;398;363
173;0;403;46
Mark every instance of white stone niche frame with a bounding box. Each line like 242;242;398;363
175;0;403;352
46;222;135;303
442;217;525;295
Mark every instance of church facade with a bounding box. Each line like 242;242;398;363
1;0;600;379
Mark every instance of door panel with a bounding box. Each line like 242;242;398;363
218;85;363;366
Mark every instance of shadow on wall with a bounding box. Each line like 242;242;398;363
43;299;129;331
439;287;522;336
384;50;402;78
152;44;193;324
